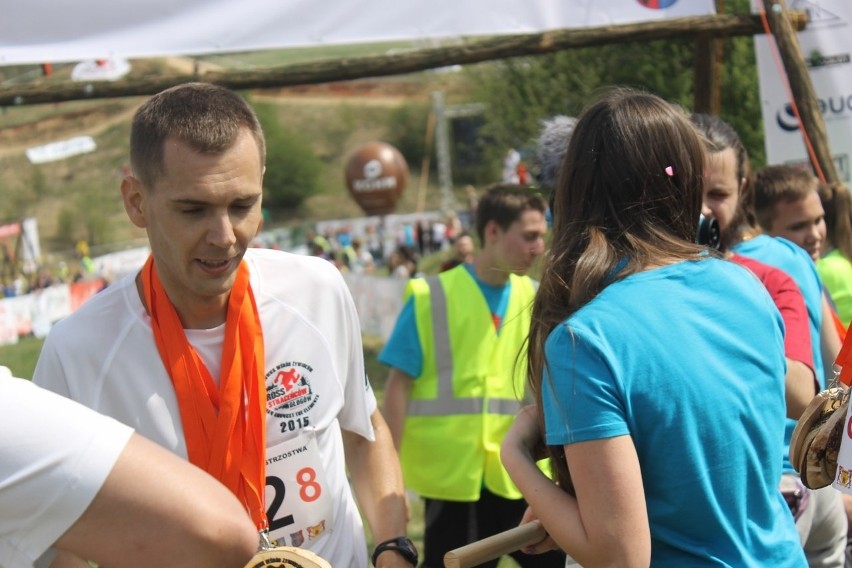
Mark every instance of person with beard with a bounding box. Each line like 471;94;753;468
692;113;845;567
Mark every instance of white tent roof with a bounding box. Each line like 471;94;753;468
2;0;714;66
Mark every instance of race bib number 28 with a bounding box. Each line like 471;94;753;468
265;432;333;547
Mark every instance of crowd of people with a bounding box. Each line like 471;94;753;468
4;80;852;568
304;211;468;279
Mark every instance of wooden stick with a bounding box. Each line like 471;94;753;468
443;520;555;568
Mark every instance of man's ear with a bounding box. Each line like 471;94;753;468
483;219;500;245
121;176;147;229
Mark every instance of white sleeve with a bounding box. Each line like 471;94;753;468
31;332;72;398
0;368;133;567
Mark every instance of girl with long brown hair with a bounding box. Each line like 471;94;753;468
500;89;805;567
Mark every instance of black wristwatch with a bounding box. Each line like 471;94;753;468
371;536;418;566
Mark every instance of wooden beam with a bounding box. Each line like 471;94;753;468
764;0;838;182
693;37;719;115
0;12;806;107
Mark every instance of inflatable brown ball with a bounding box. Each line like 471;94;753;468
345;141;409;216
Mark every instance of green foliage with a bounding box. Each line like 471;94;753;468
719;34;766;168
31;166;47;198
464;5;764;177
254;103;323;213
56;207;75;244
383;102;434;173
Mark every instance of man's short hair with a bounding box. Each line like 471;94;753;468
754;164;820;231
130;82;266;187
475;184;547;243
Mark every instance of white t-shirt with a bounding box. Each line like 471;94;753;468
33;248;377;568
0;367;133;568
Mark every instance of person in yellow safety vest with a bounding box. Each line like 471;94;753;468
380;185;565;568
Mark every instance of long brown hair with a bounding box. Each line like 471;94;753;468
528;88;708;491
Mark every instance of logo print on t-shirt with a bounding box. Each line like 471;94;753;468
266;361;320;421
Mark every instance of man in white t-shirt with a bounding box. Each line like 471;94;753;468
1;366;257;568
33;82;414;568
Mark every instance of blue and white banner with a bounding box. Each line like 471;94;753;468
1;0;714;66
754;0;852;181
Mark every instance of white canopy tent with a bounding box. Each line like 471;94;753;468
1;0;714;66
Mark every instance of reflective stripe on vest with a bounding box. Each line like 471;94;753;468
407;275;520;417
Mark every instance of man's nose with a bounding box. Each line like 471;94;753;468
207;214;237;247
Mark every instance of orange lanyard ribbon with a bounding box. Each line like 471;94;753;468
142;256;268;529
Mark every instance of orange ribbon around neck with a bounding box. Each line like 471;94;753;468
141;256;268;529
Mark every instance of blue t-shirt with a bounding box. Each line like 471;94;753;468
379;264;510;378
732;235;824;383
542;258;804;567
733;235;826;472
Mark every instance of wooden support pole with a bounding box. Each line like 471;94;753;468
0;12;807;107
694;37;719;115
763;0;838;183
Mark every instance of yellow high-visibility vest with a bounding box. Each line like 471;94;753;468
400;266;536;501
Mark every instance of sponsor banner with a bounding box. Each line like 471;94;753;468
0;223;20;239
753;0;852;180
0;280;104;346
20;218;41;274
0;0;714;65
92;246;150;281
342;273;407;341
69;280;104;312
26;136;97;165
4;295;34;339
0;301;18;346
71;58;131;81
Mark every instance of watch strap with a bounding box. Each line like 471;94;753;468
371;536;418;566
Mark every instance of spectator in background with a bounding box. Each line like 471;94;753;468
464;185;479;230
365;223;385;266
439;231;475;272
535;115;578;195
348;237;376;274
431;218;447;253
445;212;463;245
502;148;522;184
817;182;852;326
387;246;418;279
